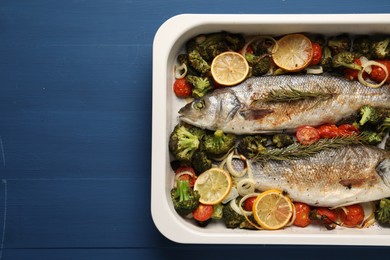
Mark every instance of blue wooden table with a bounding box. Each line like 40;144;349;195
1;1;390;259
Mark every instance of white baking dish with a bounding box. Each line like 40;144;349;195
151;14;390;245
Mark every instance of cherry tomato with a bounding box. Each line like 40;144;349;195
311;207;339;226
296;125;320;145
344;58;367;81
369;60;390;83
317;124;340;139
173;78;192;98
340;204;365;227
175;166;196;187
310;42;322;66
293;202;312;228
243;196;256;211
193;203;213;222
337;124;359;136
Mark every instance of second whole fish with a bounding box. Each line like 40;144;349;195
240;145;390;208
179;75;390;134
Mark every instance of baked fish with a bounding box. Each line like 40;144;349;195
243;145;390;207
179;75;390;134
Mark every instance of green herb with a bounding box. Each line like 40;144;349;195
262;86;335;103
253;135;365;161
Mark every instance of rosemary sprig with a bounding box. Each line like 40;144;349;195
253;134;366;162
262;86;335;103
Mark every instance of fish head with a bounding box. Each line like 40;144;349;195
178;89;241;130
377;158;390;188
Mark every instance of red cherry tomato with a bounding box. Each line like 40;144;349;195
173;78;192;98
369;60;390;83
293;202;312;228
175;166;196;187
311;207;339;225
296;126;320;145
193;204;213;222
310;42;322;66
337;124;359;136
344;58;367;81
340;204;365;227
317;124;340;139
243;196;256;212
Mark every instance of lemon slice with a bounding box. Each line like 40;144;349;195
272;34;313;72
194;168;232;205
211;51;249;86
252;189;294;230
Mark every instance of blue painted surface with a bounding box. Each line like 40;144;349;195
1;0;390;259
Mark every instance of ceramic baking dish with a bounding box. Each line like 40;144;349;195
151;14;390;245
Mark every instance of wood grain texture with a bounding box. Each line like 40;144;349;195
1;0;390;258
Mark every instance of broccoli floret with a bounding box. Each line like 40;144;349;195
186;75;213;99
191;150;212;175
237;135;267;159
202;130;236;157
245;54;271;76
359;105;380;126
327;34;351;55
171;179;200;216
239;214;257;230
375;198;390;227
332;51;361;71
222;199;246;229
352;36;372;58
380;117;390;133
211;203;224;220
362;130;383;145
177;54;200;76
186;32;245;62
272;133;294;148
169;123;205;163
371;37;390;59
320;46;333;72
188;49;210;75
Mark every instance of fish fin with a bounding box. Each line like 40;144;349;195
239;109;274;120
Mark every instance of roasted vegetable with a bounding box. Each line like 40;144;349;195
202;129;236;157
359;105;380;126
320;46;333;72
177;53;200;76
237;135;267;159
188;49;210;75
272;133;294;148
169;123;206;163
375;198;390;227
186;75;213;99
222;199;246;229
371;36;390;59
332;51;361;71
327;34;351;55
246;54;271;76
171;179;200;216
191;150;212;175
352;36;372;58
361;130;383;145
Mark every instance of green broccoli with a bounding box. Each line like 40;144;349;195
186;75;213;99
237;135;267;159
359;105;379;126
222;199;246;229
327;34;351;55
272;133;294;148
169;123;205;163
352;36;372;58
332;51;361;71
245;54;271;76
188;49;210;75
361;130;383;145
375;198;390;227
371;36;390;59
320;46;333;72
211;203;224;220
171;179;200;216
191;150;212;175
202;129;236;157
177;54;200;76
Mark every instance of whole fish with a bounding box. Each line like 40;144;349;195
179;75;390;134
241;145;390;207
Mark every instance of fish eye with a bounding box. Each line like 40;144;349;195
192;100;205;110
